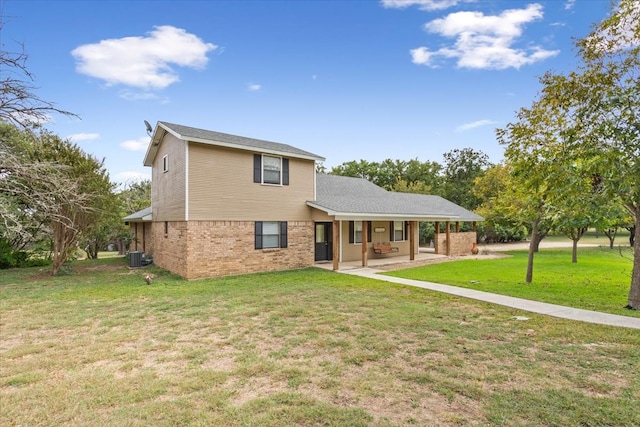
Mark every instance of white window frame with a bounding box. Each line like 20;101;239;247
393;221;405;242
162;154;169;173
262;155;282;185
353;221;363;244
262;221;280;249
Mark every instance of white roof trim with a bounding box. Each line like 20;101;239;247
306;202;457;221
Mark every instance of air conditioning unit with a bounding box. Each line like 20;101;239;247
128;251;143;268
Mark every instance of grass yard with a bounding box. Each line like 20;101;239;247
386;247;639;318
1;256;639;426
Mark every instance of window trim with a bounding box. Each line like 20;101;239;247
254;154;289;186
162;154;169;173
348;221;372;244
390;221;407;242
262;155;282;185
255;221;288;249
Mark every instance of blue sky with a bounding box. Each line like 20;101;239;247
2;0;612;187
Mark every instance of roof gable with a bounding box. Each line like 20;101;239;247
143;121;325;166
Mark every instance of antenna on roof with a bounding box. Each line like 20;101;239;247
144;120;153;136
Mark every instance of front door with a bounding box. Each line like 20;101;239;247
314;222;333;261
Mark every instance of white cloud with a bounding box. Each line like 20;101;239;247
411;4;559;69
67;133;100;142
71;25;217;89
120;136;150;151
381;0;465;11
247;83;262;91
564;0;576;10
455;119;497;132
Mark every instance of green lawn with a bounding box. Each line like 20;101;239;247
543;229;632;246
386;247;638;318
1;257;639;426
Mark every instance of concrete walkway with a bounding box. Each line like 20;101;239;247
338;266;640;330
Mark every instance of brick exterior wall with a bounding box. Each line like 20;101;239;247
152;221;189;278
435;231;478;256
151;220;315;279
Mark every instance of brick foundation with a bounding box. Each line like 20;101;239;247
152;221;315;279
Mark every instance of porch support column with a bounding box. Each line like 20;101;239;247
472;221;477;232
332;220;340;271
455;221;460;233
446;221;451;256
434;221;440;254
409;221;416;261
362;220;368;267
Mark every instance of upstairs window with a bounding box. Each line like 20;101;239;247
263;155;281;184
254;154;289;185
162;155;169;173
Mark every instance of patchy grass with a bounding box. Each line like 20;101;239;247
386;247;639;318
1;258;639;426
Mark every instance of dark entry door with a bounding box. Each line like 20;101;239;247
314;222;333;261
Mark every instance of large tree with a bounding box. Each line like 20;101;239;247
441;148;491;211
558;0;639;308
473;164;528;243
499;0;640;307
330;158;443;194
1;126;114;274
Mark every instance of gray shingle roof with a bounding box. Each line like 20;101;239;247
308;174;483;221
158;122;325;161
123;206;152;222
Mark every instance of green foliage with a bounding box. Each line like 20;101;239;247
0;124;116;274
474;164;528;243
441;147;492;210
0;239;16;269
0;238;50;269
497;0;640;305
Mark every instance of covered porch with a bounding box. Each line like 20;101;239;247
308;173;483;272
314;246;447;271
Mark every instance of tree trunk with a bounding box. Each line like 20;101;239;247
572;238;578;263
603;228;616;249
526;219;539;283
532;227;548;252
627;215;640;310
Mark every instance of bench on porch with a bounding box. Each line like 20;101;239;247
373;243;399;254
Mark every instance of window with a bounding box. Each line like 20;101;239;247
162;154;169;173
392;221;406;242
263;155;281;184
348;221;372;244
255;221;288;249
254;154;289;185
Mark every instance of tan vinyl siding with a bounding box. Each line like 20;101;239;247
152;133;186;221
310;209;332;221
188;143;316;221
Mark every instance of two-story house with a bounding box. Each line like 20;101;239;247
124;121;482;279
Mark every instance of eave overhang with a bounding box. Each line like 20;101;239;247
143;122;325;167
306;201;459;222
